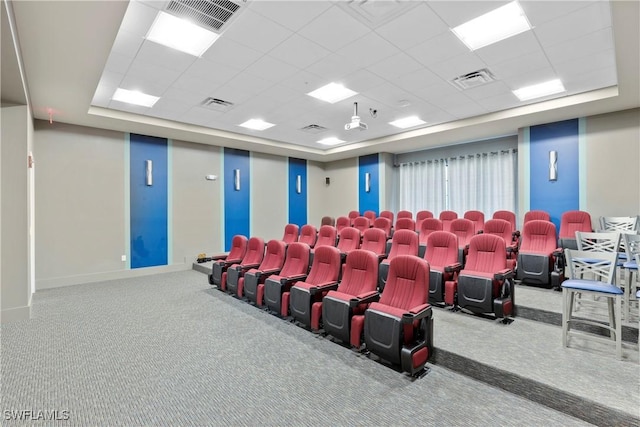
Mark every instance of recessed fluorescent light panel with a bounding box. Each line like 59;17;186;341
513;79;565;101
317;137;345;145
239;119;275;131
389;116;426;129
452;1;532;50
146;11;219;57
112;88;160;107
307;83;357;104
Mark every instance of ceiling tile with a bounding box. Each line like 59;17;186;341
475;31;540;66
365;82;418;110
249;1;332;32
135;40;197;73
462;81;512;102
368;52;424;81
441;101;488;120
298;5;371;51
245;55;300;84
533;1;612;48
108;100;152;115
564;66;617;94
341;69;386;94
277;70;325;94
426;1;511;27
374;3;449;50
428;52;487;81
268;34;331;69
224;71;275;98
521;0;598;26
476;91;520;111
121;61;181;94
502;66;558;91
489;50;551;81
201;37;263;69
162;88;213;107
406;31;469;67
555;49;617;82
117;1;157;38
182;58;240;86
171;75;221;98
103;52;134;75
110;30;144;58
544;27;614;64
304;53;360;83
335;32;398;68
393;67;441;93
221;9;293;54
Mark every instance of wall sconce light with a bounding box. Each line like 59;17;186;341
365;172;371;193
146;160;153;186
549;151;558;181
296;175;302;194
234;169;240;191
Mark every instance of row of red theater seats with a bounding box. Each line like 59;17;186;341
206;227;519;375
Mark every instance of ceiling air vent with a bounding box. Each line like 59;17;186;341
166;0;244;32
451;69;496;90
202;97;234;111
300;124;328;134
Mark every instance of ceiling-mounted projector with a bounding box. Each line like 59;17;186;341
345;102;368;131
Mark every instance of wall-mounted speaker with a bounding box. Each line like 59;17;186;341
325;177;330;186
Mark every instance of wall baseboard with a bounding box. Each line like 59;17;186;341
35;263;192;290
1;305;32;323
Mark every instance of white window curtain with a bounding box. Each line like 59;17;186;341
397;159;446;214
394;149;517;217
448;150;517;215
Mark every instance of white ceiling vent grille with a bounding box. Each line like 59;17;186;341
166;0;244;32
202;97;234;111
300;124;328;134
451;69;496;90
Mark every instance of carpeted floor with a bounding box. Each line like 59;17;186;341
0;270;624;426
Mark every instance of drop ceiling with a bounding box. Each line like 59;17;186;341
7;0;640;162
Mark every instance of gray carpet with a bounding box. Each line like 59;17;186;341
0;270;601;426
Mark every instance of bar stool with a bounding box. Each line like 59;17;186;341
562;249;623;359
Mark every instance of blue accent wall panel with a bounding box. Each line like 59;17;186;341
224;148;250;251
288;157;307;228
130;134;168;269
530;119;579;231
359;154;379;215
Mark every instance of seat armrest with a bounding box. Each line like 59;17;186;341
349;291;379;307
280;274;307;284
477;230;483;234
238;263;261;272
444;263;463;273
494;269;514;280
309;282;339;295
259;268;281;277
210;253;228;261
402;304;432;323
552;248;564;257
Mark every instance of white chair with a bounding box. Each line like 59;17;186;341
599;216;639;233
562;249;623;359
625;244;640;320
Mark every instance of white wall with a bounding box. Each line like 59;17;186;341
251;152;287;241
171;140;222;263
1;104;32;321
584;108;640;223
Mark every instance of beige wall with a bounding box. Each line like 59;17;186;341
171;140;222;263
251;152;287;241
307;160;326;228
584;108;640;224
35;121;126;286
318;157;358;220
1;104;32;321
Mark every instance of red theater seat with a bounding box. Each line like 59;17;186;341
378;229;419;291
360;228;387;260
208;235;248;287
240;240;286;300
288;246;342;322
258;242;310;309
559;210;592;250
445;234;514;320
484;219;518;270
364;255;433;376
449;218;475;265
224;236;265;294
439;210;458;232
281;224;299;244
423;231;461;305
516;220;563;288
298;224;318;248
464;210;485;233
